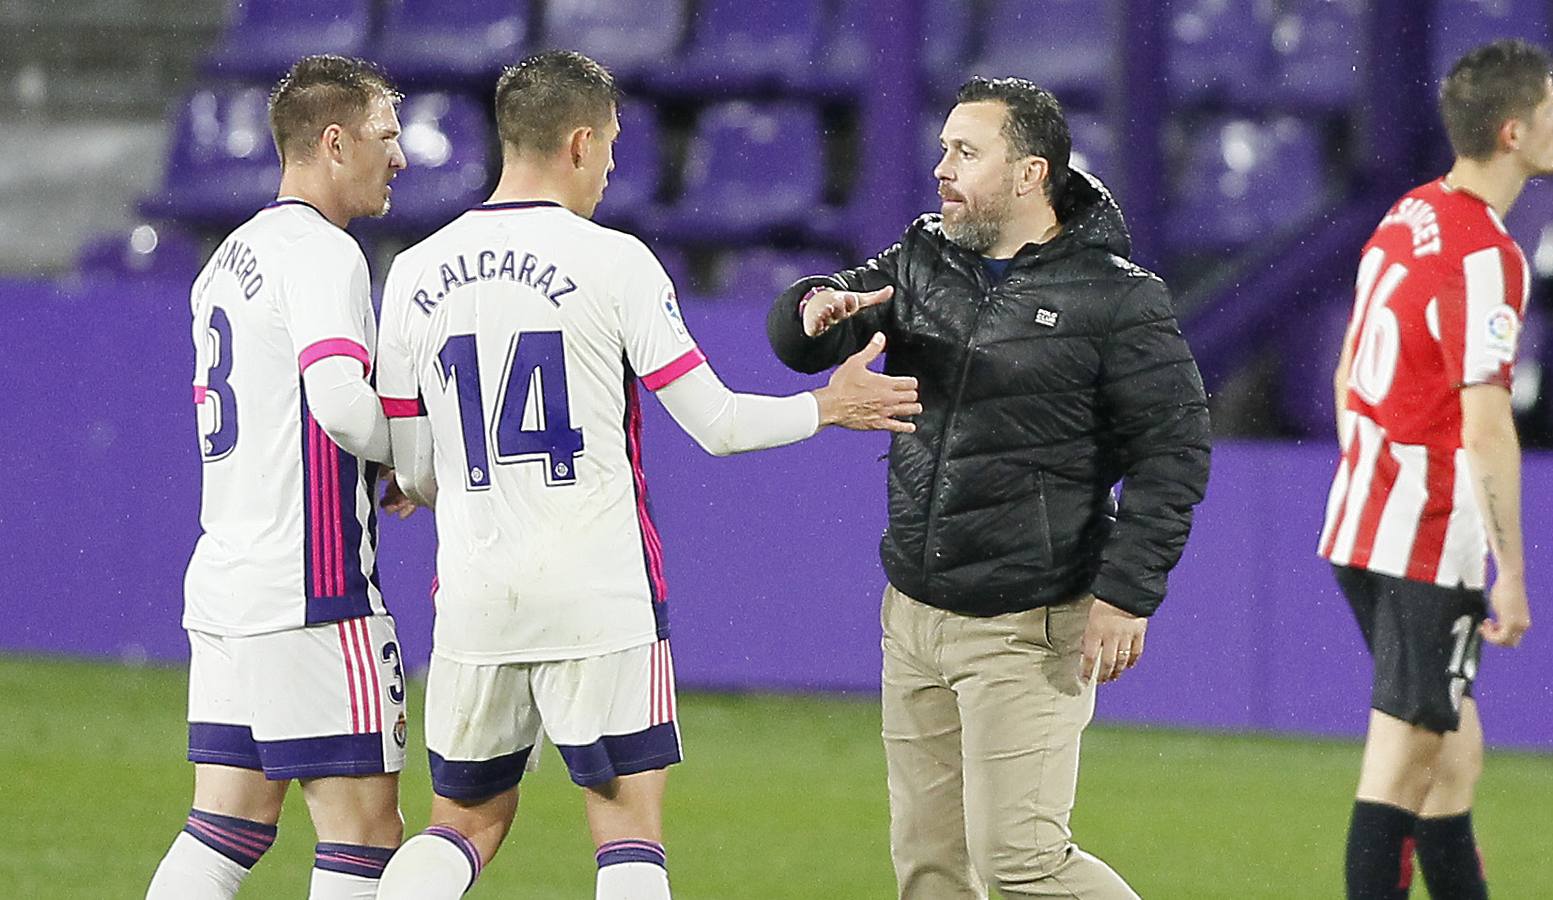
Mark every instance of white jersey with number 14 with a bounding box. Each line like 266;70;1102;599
377;200;704;663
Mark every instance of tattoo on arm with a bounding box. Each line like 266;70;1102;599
1481;474;1510;555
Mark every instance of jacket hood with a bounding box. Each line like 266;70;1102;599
1051;168;1132;261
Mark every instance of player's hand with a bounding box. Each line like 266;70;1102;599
1080;596;1147;684
812;333;921;433
378;468;418;520
803;286;894;338
1480;573;1530;647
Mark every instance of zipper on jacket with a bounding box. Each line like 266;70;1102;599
921;273;995;579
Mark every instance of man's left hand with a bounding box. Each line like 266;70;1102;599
1080;596;1147;684
378;468;418;520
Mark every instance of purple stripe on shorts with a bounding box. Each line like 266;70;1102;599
427;746;533;801
184;809;277;869
256;732;387;780
555;721;682;787
314;841;394;879
596;838;667;869
188;722;262;771
424;825;483;888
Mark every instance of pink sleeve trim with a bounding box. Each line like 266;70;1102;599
640;347;707;391
193;385;207;404
299;338;371;376
380;396;423;418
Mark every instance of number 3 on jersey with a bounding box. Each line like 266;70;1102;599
198;305;239;461
437;330;585;489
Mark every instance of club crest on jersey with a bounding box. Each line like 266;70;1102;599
660;286;690;342
1485;305;1519;361
1035;308;1060;328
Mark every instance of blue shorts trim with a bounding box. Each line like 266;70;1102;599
556;722;682;787
429;746;534;801
188;722;263;770
188;723;387;780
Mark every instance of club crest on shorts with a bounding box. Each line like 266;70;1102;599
1035;308;1060;328
393;712;407;749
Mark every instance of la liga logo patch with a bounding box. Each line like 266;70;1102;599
1484;305;1519;362
660;285;690;342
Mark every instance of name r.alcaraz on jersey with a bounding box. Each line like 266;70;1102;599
411;249;578;315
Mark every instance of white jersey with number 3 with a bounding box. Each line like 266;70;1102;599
377;201;704;663
185;199;387;636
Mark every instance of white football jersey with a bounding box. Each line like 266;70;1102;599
377;200;704;663
185;199;387;635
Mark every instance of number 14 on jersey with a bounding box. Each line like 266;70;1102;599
436;330;585;489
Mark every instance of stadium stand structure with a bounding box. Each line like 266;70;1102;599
9;0;1553;440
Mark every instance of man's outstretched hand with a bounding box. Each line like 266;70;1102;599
812;333;921;433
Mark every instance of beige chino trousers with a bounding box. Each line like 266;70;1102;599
881;584;1139;899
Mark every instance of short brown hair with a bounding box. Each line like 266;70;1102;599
494;51;619;156
1441;40;1552;161
268;55;401;166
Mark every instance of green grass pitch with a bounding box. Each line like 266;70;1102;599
1;657;1548;897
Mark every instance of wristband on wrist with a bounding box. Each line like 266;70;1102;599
798;285;827;316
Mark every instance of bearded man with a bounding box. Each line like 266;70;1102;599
767;77;1212;899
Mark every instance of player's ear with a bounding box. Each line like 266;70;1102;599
321;123;346;163
1499;116;1523;154
569;126;593;169
1017;156;1049;198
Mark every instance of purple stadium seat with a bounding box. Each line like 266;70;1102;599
1431;0;1550;80
807;0;871;94
140;87;280;225
650;0;825;94
659;102;826;241
1168;0;1275;106
203;0;371;81
1167;117;1326;251
542;0;687;80
75;224;203;282
375;0;529;85
372;92;492;232
967;0;1111;106
594;102;661;227
714;247;849;302
1269;0;1363;111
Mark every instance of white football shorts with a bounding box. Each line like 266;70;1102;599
425;638;682;799
186;615;408;779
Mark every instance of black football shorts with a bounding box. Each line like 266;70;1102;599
1333;564;1487;734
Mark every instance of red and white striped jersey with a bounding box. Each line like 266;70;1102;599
377;201;703;663
1319;178;1530;589
185;199;387;635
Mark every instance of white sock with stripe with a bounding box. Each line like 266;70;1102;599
596;839;670;899
376;828;481;900
146;831;250;899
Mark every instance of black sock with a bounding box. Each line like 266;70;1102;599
1347;800;1419;899
1416;812;1487;900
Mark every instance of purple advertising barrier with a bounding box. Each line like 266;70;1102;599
4;277;1551;750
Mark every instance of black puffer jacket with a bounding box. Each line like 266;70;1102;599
767;172;1211;617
